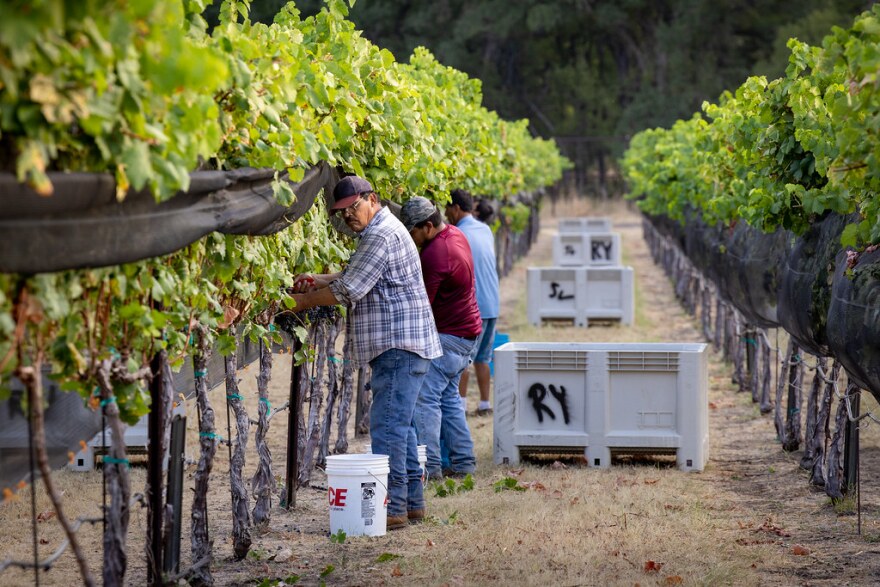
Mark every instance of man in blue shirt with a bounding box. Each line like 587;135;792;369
445;189;501;416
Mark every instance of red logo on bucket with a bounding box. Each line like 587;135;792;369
328;487;347;507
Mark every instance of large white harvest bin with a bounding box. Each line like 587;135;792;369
69;401;187;471
527;266;634;326
558;217;613;233
493;342;708;472
552;232;622;267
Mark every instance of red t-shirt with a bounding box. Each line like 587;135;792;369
419;224;483;338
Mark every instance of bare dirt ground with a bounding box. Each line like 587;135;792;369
3;196;880;586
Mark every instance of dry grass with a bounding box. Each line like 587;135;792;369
3;195;880;586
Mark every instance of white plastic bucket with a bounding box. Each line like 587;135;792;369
326;454;389;537
364;444;427;481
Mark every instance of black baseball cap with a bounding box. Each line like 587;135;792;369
331;176;373;211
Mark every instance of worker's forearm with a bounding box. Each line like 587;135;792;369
315;272;342;287
291;286;339;312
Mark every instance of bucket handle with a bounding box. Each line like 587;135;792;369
321;465;389;493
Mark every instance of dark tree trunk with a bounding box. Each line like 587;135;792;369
96;359;132;587
225;351;252;560
251;339;274;530
732;314;746;391
774;339;795;441
713;297;725;353
800;357;826;470
190;325;217;586
18;359;97;587
759;333;773;414
335;316;356;453
782;345;804;452
317;317;342;467
811;362;839;487
746;328;759;403
826;386;847;500
299;321;327;486
355;366;371;436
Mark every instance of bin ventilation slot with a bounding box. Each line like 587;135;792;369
542;268;577;282
608;352;679;372
515;350;588;371
589;269;623;281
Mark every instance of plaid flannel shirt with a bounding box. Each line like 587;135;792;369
329;207;442;366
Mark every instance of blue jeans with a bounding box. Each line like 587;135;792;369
415;334;477;478
369;349;430;516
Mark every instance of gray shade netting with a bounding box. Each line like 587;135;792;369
645;209;880;404
777;212;855;357
0;162;339;273
826;246;880;395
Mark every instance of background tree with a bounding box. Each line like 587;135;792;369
269;0;871;197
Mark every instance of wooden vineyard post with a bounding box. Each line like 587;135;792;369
146;351;171;586
285;326;305;509
163;409;186;575
843;382;860;496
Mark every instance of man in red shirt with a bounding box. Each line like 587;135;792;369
401;196;482;478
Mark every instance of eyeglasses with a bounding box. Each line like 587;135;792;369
340;194;371;217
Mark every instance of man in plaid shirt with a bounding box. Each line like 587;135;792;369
289;175;441;531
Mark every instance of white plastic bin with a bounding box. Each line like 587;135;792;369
493;342;709;472
558;217;613;233
527;266;634;327
69;401;186;472
552;232;622;267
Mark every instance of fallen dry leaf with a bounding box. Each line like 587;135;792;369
664;504;683;511
756;517;790;537
37;510;56;523
550;489;564;499
570;496;580;505
507;468;525;477
426;539;434;547
644;560;664;573
391;565;403;577
664;576;683;585
709;402;718;409
644;478;660;485
791;545;811;556
551;461;567;470
39;537;49;545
